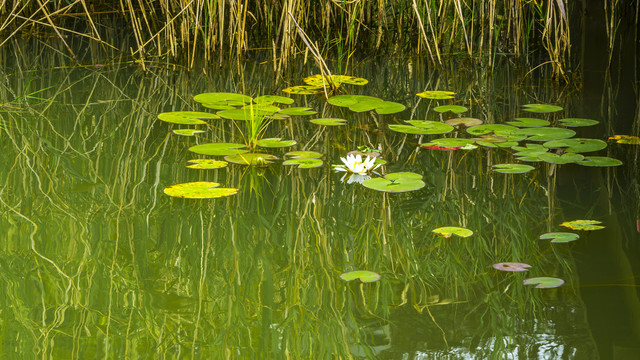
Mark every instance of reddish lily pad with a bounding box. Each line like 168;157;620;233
492;262;531;272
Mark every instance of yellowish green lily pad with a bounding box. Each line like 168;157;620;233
513;127;576;141
186;159;228;169
466;124;518;136
224;153;278;166
189;143;248;156
194;92;252;109
432;227;473;238
523;277;565;288
416;90;455;99
163;182;238;199
217;107;275;121
362;172;425;193
539;232;580;243
421;138;475;148
434;105;468;114
523;104;563;113
279;107;317;116
560;220;605;231
256;138;297;148
253;95;294;105
339;270;380;283
304;74;368;87
281;85;324;95
390;120;454;135
609;135;640;144
310;118;347;126
158;111;220;125
172;129;206;136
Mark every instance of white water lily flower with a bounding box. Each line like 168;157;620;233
334;154;380;175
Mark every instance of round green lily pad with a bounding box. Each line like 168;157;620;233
189;143;248;156
543;138;607;153
416;90;455;99
537;153;584;164
339;270;380;283
193;92;252;107
256;138;297;148
253;95;294;105
492;164;535;174
560;220;604;231
186;159;228;169
493;262;531;272
224;153;278;166
279;107;317;116
523;277;565;288
158;111;220;125
506;117;550;127
310;118;347;126
371;101;406;115
421;138;475;148
558;118;599;127
523;104;563;113
539;232;580;243
327;95;381;107
304;74;369;86
444;117;483;127
217;108;274;121
285;151;323;159
281;85;324;95
432;227;473;238
283;158;323;168
362;172;425;193
513;127;576;141
434;105;468;113
172;129;206;136
466;124;518;136
476;140;519;148
163;182;238;199
577;156;622;167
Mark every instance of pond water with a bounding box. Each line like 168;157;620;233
1;48;639;359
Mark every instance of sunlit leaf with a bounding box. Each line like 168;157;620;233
189;142;248;156
310;118;347;126
256;138;297;148
523;104;563;113
172;129;206;136
163;182;238;199
577;156;622;167
492;164;535;174
466;124;518;136
523;277;565;288
416;90;455;99
193;92;252;108
560;220;605;231
158;111;220;125
558;118;599;127
421;138;475;148
340;270;380;283
362;172;425;193
283;158;323;168
186;159;228;169
609;135;640;144
217;107;274;121
539;232;580;243
279;107;317;116
282;85;324;95
492;262;531;272
253;95;294;105
224;153;278;166
506;117;550;127
434;105;468;113
304;74;368;86
432;227;473;238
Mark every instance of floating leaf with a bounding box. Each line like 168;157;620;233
186;159;228;169
281;85;324;95
172;129;206;136
279;107;317;116
523;277;565;288
391;120;455;135
537;152;584;164
560;220;605;231
283;158;323;168
421;138;475;148
558;118;599;127
543;138;607;153
417;90;455;99
371;101;406;115
445;117;483;127
432;227;473;238
194;92;252;108
506;117;550;127
304;74;368;87
189;143;248;156
256;138;297;148
475;139;519;148
539;232;580;243
492;164;535;174
362;172;425;193
609;135;640;144
466;124;518;136
217;108;274;121
224;153;278;166
285;151;323;159
339;270;380;283
163;182;238;199
253;95;294;105
328;95;381;107
310;118;347;126
492;262;531;272
513;127;576;141
158;111;220;125
577;156;622;167
523;104;563;113
434;105;468;113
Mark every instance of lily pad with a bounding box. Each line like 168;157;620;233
362;172;425;193
577;156;622;167
492;262;531;272
186;159;228;169
417;90;456;99
537;152;584;164
253;95;294;105
445;117;483;127
189;143;248;156
492;164;535;174
217;108;274;121
476;140;519;148
523;277;565;288
339;270;380;283
371;101;407;115
432;227;473;238
279;107;317;116
310;118;347;126
543;138;607;153
285;151;323;159
163;182;238;199
558;118;599;127
224;153;278;166
304;74;368;87
328;95;382;107
281;85;324;95
560;220;605;231
609;135;640;144
172;129;206;136
158;111;220;125
513;127;576;141
539;232;580;243
434;105;468;114
256;138;297;148
194;92;252;108
283;158;323;168
391;120;455;135
523;104;563;113
506;117;550;127
421;138;475;148
467;124;518;136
